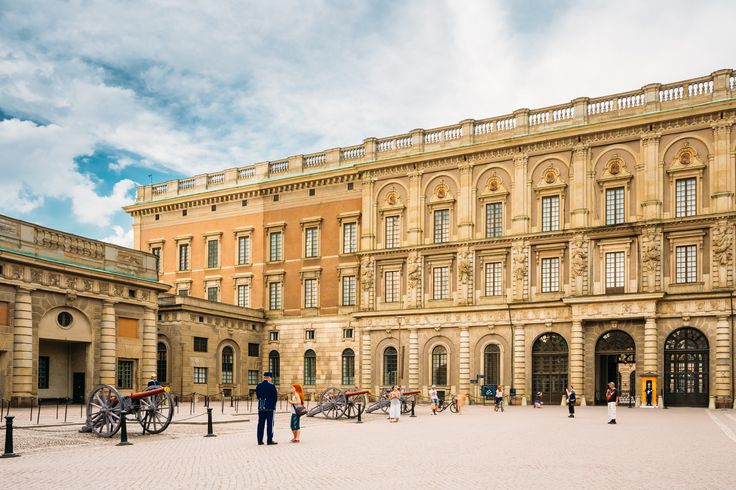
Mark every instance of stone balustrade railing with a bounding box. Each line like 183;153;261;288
135;69;735;203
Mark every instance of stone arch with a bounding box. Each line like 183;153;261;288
422;335;454;388
216;339;240;386
156;335;172;385
529;157;570;182
38;305;93;342
473;333;511;386
374;337;399;387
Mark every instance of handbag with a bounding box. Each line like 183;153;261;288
294;404;307;416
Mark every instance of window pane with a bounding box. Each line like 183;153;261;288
385;271;400;303
432;346;448;386
207;286;219;302
342;349;355;385
179;244;189;270
304;278;317;308
156;343;167;383
606;187;625;225
541;257;560;293
675;178;696;218
237;284;250;308
385;216;400;248
433;267;449;300
117;360;134;389
486;203;503;238
383;347;397;385
304;350;316;385
434;209;449;243
485;262;502;296
676;245;697;283
238;236;250;264
541;196;560;232
342;276;356;306
305;227;318;257
343;222;357;253
207;240;218;268
605;251;625;291
270;232;282;261
221;347;234;384
194;367;207;384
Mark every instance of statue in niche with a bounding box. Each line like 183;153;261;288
569;234;588;278
360;256;374;292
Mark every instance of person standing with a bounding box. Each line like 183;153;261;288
606;382;619;424
147;373;160;388
288;384;304;443
429;385;440;415
494;386;504;412
256;372;278;445
388;386;402;422
566;385;576;418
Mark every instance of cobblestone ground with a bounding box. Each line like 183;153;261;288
2;404;735;489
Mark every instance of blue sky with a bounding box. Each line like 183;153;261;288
1;0;734;246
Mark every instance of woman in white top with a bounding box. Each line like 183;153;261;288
288;384;304;443
494;386;504;412
388;385;402;422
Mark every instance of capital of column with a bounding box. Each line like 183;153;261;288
15;285;34;295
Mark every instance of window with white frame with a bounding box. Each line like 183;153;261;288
237;236;251;265
675;178;696;218
485;203;503;238
269;282;282;310
269;232;283;261
343;222;357;254
177;287;190;296
305;227;319;258
605;187;625;225
384;270;400;303
342;276;356;306
151;246;162;273
540;257;560;293
433;209;450;243
207;239;219;268
432;267;449;299
605;251;625;293
541;195;560;232
484;262;502;296
178;243;189;271
385;215;400;249
675;245;697;283
304;278;318;308
193;367;207;384
237;284;250;307
207;285;219;302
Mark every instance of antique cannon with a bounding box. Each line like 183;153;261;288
85;384;174;437
365;389;419;414
306;387;369;419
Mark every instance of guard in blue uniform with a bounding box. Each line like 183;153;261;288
256;372;278;445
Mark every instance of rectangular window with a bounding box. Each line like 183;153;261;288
207;240;219;268
178;243;189;271
237;236;251;265
207;286;219;302
343;222;357;254
433;267;449;300
0;301;9;325
485;203;503;238
675;178;697;218
385;216;400;249
151;247;162;273
342;276;357;306
269;232;283;261
484;262;502;296
541;257;560;293
605;187;625;225
675;245;697;283
248;370;259;385
221;351;233;384
305;227;319;258
605;251;625;294
237;284;250;308
177;288;189;297
117;360;134;389
269;282;282;310
193;336;208;353
541;195;560;232
433;209;450;243
269;331;279;342
343;328;354;339
384;270;400;303
304;278;318;308
157;345;167;383
117;317;138;338
38;356;50;389
305;329;315;340
248;343;260;357
193;367;207;384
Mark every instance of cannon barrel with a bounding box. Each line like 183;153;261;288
345;389;370;397
130;386;166;400
401;390;420;396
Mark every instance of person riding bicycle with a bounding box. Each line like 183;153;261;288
494;386;504;412
429;385;440;415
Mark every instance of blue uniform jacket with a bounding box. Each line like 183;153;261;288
256;380;278;411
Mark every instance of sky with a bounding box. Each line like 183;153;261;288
1;0;735;247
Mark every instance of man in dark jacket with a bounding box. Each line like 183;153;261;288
256;372;278;445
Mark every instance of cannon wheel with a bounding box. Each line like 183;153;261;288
86;384;123;437
319;387;347;419
136;386;174;434
345;393;368;419
401;393;417;414
380;389;391;414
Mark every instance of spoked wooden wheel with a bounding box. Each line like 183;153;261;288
380;390;391;414
137;386;174;434
319;387;347;419
345;393;367;419
401;394;416;414
86;384;123;437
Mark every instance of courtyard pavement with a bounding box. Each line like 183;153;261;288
2;403;735;489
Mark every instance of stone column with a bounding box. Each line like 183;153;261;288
99;301;117;386
361;330;372;389
458;326;470;395
642;317;661;406
570;319;586;405
141;307;157;388
513;324;527;405
408;328;419;389
511;154;530;234
715;316;731;402
639;133;662;220
570;145;590;228
360;177;375;250
457;162;473;240
407;170;423;246
711;122;733;213
12;286;33;399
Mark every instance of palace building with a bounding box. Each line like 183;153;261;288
0;215;169;403
125;69;736;408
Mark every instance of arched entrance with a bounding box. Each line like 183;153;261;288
664;327;709;407
595;330;635;405
532;333;568;405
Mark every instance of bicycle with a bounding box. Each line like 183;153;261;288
493;397;505;412
436;395;458;413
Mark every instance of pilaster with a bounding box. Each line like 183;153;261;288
570;320;585;405
407;169;423;246
360;177;376;250
570;144;590;228
361;331;372;388
459;326;470;395
643;316;658;375
12;286;33;398
142;306;158;387
511;153;530;234
513;323;526;404
639;132;662;220
711;122;734;212
408;328;419;389
99;301;117;386
457;162;474;240
714;315;731;399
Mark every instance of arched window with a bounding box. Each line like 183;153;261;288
664;327;709;407
221;346;234;384
484;344;500;386
268;350;280;385
432;345;448;386
383;347;398;386
595;330;636;404
342;349;355;385
156;342;168;383
532;333;568;405
304;349;316;386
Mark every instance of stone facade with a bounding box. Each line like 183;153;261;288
127;69;736;408
0;215;169;403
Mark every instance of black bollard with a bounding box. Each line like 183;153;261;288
117;410;132;446
36;400;40;425
30;398;34;422
221;396;225;414
357;403;363;424
2;416;20;458
204;407;216;437
410;400;416;417
56;399;59;420
64;398;69;423
230;395;234;408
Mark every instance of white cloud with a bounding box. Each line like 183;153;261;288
101;225;134;248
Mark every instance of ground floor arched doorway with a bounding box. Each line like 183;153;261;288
664;327;709;407
595;330;635;405
532;333;568;405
